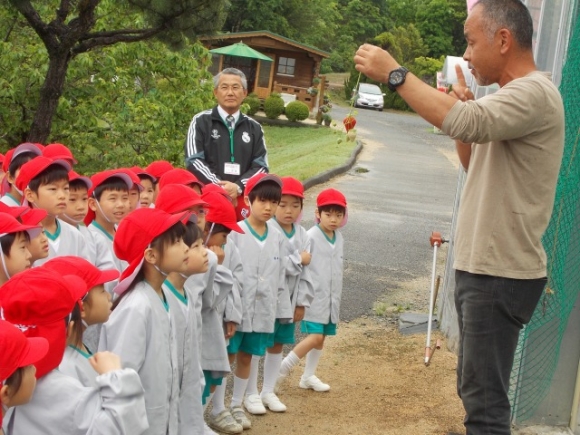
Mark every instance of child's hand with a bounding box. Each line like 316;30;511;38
293;306;305;322
209;245;225;265
300;251;312;265
89;351;122;375
224;321;237;339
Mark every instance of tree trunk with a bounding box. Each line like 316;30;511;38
27;49;71;143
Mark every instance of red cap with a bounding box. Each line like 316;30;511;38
117;168;143;192
0;212;42;239
15;157;71;193
19;208;48;227
316;188;347;208
159;168;204;191
0;320;48;382
129;166;157;183
0;153;4;166
0;202;28;219
68;170;92;190
202;191;244;233
144;160;174;179
202;183;232;202
43;143;77;164
244;173;282;197
0;268;88;378
280;177;304;199
85;169;133;225
155;184;208;215
1;149;14;174
113;208;191;295
1;144;43;195
43;256;119;289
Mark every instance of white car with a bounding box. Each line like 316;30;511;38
353;83;385;111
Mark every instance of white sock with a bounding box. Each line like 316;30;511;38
211;381;227;416
279;350;300;376
245;355;261;396
261;352;283;395
230;375;249;408
303;348;323;379
203;391;214;412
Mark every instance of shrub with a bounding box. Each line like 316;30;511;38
243;95;261;116
264;94;285;119
284;101;310;122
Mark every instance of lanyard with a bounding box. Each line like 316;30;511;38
225;116;235;163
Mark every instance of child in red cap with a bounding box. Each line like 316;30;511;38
0;212;42;286
250;177;315;413
202;191;247;434
0;319;48;428
85;170;134;293
0;267;148;434
40;257;117;388
225;173;287;428
0;143;42;207
17;207;49;264
17;156;89;266
129;167;156;209
158;168;204;194
162;217;209;435
278;187;347;394
99;208;191;435
144;160;173;205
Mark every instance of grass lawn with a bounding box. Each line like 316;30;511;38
263;125;356;181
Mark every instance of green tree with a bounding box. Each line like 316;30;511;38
414;0;467;58
1;0;227;144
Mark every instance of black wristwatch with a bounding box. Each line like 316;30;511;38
387;66;409;92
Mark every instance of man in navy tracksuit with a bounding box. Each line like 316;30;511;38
185;67;269;219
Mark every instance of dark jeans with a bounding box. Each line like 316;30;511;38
454;270;546;435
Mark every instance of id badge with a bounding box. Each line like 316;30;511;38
224;162;241;175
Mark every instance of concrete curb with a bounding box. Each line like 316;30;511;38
303;140;364;191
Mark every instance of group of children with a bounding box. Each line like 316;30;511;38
0;142;347;435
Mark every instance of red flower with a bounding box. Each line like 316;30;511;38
343;115;356;132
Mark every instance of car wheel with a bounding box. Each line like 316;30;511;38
379;108;383;112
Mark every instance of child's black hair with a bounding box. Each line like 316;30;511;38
183;221;203;246
69;179;89;192
4;366;24;397
248;180;282;204
28;165;69;193
68;302;86;349
318;204;346;215
1;231;31;256
93;177;130;201
205;222;231;236
8;152;37;178
138;174;155;184
112;222;186;310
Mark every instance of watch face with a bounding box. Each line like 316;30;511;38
390;70;404;85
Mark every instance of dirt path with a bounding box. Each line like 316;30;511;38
245;317;465;435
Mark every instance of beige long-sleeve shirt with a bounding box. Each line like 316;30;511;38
441;71;564;279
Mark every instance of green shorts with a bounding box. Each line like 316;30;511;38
300;321;337;336
202;371;223;404
266;320;296;348
227;331;270;356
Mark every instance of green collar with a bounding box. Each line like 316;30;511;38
245;219;268;241
274;218;295;238
68;344;92;359
317;224;336;244
91;221;114;241
4;193;19;204
44;220;61;241
164;279;187;306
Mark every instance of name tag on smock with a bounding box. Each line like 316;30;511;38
224;162;241;175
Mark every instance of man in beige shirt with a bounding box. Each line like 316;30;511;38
354;1;564;434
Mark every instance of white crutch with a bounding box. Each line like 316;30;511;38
425;231;447;366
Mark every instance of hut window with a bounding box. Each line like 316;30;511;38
278;57;295;76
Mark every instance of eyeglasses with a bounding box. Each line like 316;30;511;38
218;85;243;92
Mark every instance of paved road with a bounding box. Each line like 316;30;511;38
299;105;460;321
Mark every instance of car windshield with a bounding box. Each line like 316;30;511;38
359;84;382;95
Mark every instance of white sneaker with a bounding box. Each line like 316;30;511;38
261;392;287;412
299;375;330;392
243;393;266;415
207;410;243;434
229;406;252;430
274;372;287;394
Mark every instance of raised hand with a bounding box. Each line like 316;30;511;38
449;64;475;102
